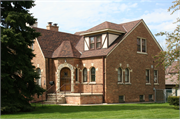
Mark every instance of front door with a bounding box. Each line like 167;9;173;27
60;67;71;91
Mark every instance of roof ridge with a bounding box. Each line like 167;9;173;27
68;41;74;57
119;19;142;25
33;27;81;37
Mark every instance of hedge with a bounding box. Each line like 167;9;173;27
167;96;179;106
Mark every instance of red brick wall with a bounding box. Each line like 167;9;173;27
105;22;165;103
65;96;80;104
65;95;103;104
32;39;46;101
80;95;103;104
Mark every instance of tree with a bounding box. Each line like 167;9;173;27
155;0;180;76
1;1;45;113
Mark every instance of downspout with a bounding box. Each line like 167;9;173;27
103;56;105;103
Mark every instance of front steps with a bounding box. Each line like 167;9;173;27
44;93;66;104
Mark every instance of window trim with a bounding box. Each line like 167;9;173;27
83;68;87;82
154;70;158;84
118;67;123;83
137;37;147;53
90;67;96;82
146;69;150;84
89;35;102;50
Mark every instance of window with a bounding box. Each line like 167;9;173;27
137;38;141;51
149;94;153;101
119;96;125;103
83;68;87;82
75;68;78;82
139;95;145;102
90;35;101;50
154;70;158;83
118;68;122;82
36;68;41;87
137;38;146;53
96;36;101;49
90;37;95;49
125;68;129;83
146;69;150;83
91;67;96;82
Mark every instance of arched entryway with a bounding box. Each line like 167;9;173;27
60;67;71;91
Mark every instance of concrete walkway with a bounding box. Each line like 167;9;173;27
58;102;155;106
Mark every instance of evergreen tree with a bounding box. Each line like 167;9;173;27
1;1;45;113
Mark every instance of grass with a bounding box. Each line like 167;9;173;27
1;103;179;118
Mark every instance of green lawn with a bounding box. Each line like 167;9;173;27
1;103;179;118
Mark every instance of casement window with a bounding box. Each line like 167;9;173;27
118;68;122;82
90;37;95;49
36;68;41;87
75;68;78;82
137;38;146;53
119;96;125;103
91;67;96;82
90;35;101;50
125;68;129;83
96;36;101;49
146;69;150;83
154;70;158;83
83;68;87;82
139;95;145;101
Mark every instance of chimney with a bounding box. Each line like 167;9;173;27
46;22;59;31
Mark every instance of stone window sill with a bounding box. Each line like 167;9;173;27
137;52;147;55
117;82;124;84
154;83;159;85
89;82;96;85
146;83;151;85
125;83;131;85
82;82;88;85
75;81;80;84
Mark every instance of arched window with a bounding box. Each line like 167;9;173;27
125;68;129;82
118;68;122;82
83;68;87;82
36;68;41;87
91;67;95;82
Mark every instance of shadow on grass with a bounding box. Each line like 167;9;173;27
12;103;173;115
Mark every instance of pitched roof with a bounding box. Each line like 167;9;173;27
34;19;142;58
75;19;142;58
166;61;179;74
165;74;179;85
33;27;81;58
84;21;126;33
52;41;81;58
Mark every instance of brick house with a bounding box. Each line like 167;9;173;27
32;19;165;104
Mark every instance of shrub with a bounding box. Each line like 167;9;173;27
167;96;179;106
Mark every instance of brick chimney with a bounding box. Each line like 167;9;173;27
46;22;59;31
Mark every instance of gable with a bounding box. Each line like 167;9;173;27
107;20;163;56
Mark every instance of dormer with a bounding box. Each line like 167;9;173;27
80;21;126;51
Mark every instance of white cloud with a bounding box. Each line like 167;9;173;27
30;1;138;33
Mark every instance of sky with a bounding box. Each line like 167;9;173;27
30;0;179;50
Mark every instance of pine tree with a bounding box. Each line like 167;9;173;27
1;1;45;113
